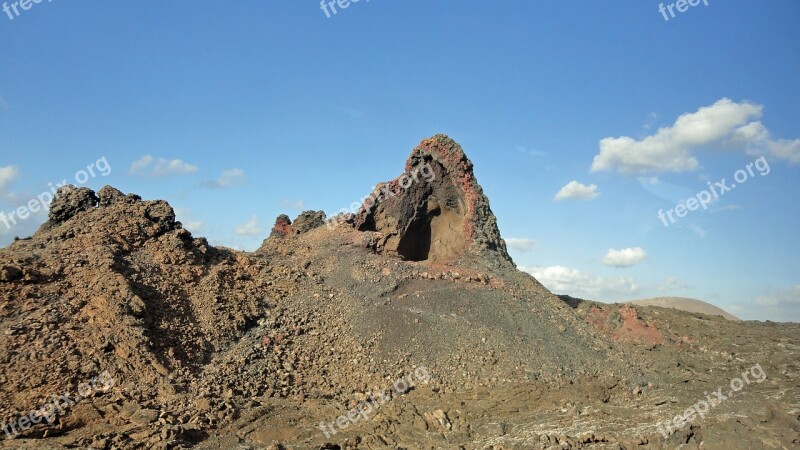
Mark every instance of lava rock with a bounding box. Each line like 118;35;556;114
270;214;292;238
353;135;512;265
48;185;99;224
291;211;326;235
97;185;127;207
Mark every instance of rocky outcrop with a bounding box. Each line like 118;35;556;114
353;135;511;265
267;211;326;240
47;185;98;224
0;184;284;447
289;210;326;235
269;214;293;238
3;137;795;450
97;185;127;207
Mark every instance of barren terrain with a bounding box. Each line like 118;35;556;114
1;136;798;449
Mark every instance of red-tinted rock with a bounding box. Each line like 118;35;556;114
353;135;511;265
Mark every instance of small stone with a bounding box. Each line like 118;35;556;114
131;408;159;425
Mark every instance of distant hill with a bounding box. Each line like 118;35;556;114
628;297;740;321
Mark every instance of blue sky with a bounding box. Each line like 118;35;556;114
1;1;798;321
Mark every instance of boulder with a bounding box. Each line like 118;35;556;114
48;185;98;224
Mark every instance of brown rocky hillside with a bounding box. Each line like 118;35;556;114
0;135;798;449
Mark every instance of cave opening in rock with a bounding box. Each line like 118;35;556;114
397;210;434;262
397;197;465;262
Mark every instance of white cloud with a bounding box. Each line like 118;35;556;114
151;158;198;176
0;93;9;110
591;98;800;174
727;121;770;147
726;121;800;164
234;215;263;237
505;238;536;252
129;155;198;176
602;247;647;268
554;180;599;201
281;199;305;210
0;165;19;202
174;208;205;233
752;285;800;322
768;139;800;164
519;265;639;300
129;155;154;174
203;169;246;189
0;165;19;190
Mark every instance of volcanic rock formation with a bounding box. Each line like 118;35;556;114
266;211;327;241
353;135;511;265
1;135;798;449
260;135;511;267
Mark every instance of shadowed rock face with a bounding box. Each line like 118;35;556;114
354;135;512;265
